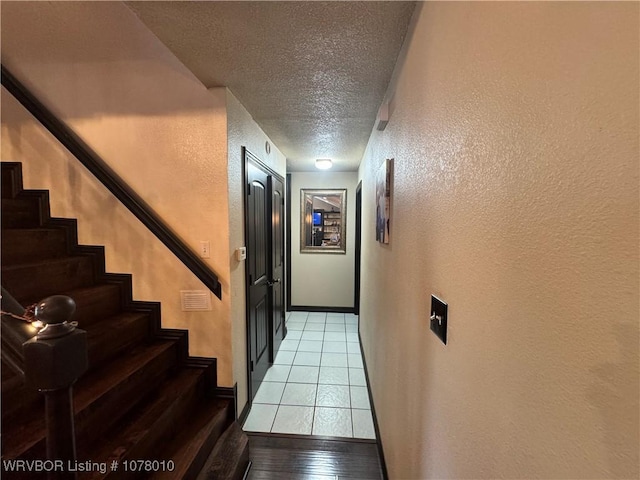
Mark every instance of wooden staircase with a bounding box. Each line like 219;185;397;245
1;162;249;479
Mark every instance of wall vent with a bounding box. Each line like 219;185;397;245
180;290;212;311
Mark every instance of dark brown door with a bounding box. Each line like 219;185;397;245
245;148;286;401
354;181;362;314
246;158;271;401
270;175;285;360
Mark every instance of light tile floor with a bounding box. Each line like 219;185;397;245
242;311;376;439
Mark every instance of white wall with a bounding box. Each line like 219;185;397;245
1;2;234;385
290;171;358;308
226;89;287;415
359;2;639;479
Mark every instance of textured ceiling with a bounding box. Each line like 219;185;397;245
126;1;416;172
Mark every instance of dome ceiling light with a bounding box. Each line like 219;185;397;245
315;159;332;170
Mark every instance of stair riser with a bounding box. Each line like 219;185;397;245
196;422;248;480
101;380;206;480
86;315;151;368
1;382;42;429
2;229;69;264
1;161;230;480
1;163;23;199
74;343;181;449
151;401;232;480
76;368;211;480
225;440;249;480
68;285;125;327
183;416;232;480
1;198;42;228
2;256;98;304
10;343;181;463
1;314;152;425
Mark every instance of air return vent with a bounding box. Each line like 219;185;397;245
180;290;212;311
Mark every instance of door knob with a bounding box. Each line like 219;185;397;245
267;278;281;287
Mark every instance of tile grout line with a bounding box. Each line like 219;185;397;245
313;318;326;435
348;354;355;439
267;312;366;438
309;315;323;436
270;403;281;433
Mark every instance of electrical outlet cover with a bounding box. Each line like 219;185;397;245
199;241;211;258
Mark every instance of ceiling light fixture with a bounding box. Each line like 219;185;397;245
315;159;332;170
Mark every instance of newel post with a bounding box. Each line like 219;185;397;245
23;296;88;480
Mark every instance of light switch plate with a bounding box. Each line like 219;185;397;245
430;295;448;345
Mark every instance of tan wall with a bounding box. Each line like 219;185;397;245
291;171;358;308
225;89;287;414
359;3;639;479
1;2;234;385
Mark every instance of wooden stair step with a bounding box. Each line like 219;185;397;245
74;338;185;448
1;227;69;264
0;310;150;426
150;398;234;480
0;192;49;228
1;161;228;480
2;339;181;460
10;283;126;328
1;162;23;199
0;376;32;424
59;284;125;327
1;255;100;303
78;367;218;479
1;197;41;228
1;363;22;384
0;367;41;430
85;312;152;368
1;372;42;427
2;282;136;329
195;421;249;480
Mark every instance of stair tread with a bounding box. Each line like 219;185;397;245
1;227;67;260
149;398;233;480
4;284;124;330
73;339;177;416
1;194;46;228
1;163;227;480
2;254;100;304
52;284;124;325
197;422;249;480
78;367;213;478
84;311;149;338
1;227;67;238
2;340;177;459
84;311;152;366
0;311;150;425
1;162;22;198
2;226;65;233
1;254;93;271
1;227;67;236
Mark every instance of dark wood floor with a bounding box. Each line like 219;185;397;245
246;433;384;480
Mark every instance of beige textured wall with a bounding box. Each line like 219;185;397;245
291;171;358;308
1;2;234;385
359;3;639;479
225;89;287;414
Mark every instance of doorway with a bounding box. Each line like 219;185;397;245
244;147;286;402
354;181;362;315
242;175;377;442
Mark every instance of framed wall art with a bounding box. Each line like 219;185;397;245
375;158;393;244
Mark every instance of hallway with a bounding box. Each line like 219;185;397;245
242;311;376;439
